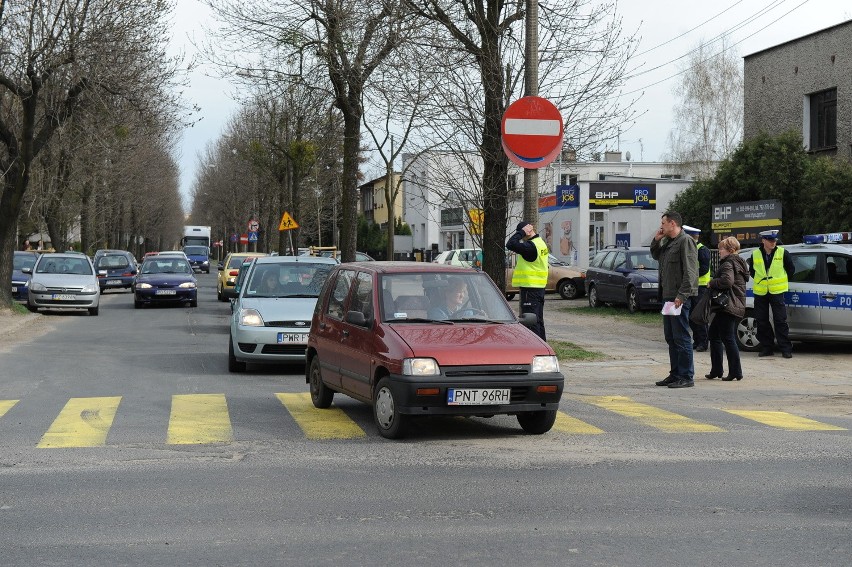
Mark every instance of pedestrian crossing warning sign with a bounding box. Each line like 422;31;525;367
278;211;299;231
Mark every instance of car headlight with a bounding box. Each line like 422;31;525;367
641;282;658;289
81;284;99;293
531;355;559;374
402;358;440;376
31;282;47;291
179;282;197;288
137;282;153;289
202;261;209;265
239;308;264;326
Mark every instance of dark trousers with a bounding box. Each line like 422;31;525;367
754;293;792;353
708;311;743;378
520;287;546;341
689;287;708;347
662;300;693;380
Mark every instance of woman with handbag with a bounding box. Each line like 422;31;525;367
705;236;749;381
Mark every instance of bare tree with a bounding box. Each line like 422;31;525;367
665;37;743;178
0;0;183;308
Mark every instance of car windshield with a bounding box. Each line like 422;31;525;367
380;272;515;323
629;252;658;270
184;246;207;256
245;263;333;298
96;255;130;269
141;259;192;274
14;254;36;271
36;257;93;275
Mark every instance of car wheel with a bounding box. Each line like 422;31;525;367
588;285;602;307
89;307;99;316
134;299;142;309
736;310;760;352
517;409;557;434
626;287;639;313
217;284;225;302
505;292;516;301
228;336;246;372
309;356;334;408
558;279;579;300
190;299;198;308
373;376;407;439
26;303;37;313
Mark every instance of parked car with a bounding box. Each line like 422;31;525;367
25;253;100;315
217;252;267;301
93;250;138;292
228;256;338;371
12;251;39;302
306;262;564;439
435;248;481;268
134;254;197;308
736;234;852;351
505;253;586;300
585;247;660;313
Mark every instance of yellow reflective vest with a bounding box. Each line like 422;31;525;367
512;238;549;288
752;247;789;295
697;243;710;286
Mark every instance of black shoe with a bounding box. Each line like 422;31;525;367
758;350;774;357
782;352;792;359
694;345;708;352
667;378;694;388
655;375;677;386
705;373;721;379
721;375;743;381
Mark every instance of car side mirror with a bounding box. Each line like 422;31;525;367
519;313;538;328
345;310;368;327
22;267;32;274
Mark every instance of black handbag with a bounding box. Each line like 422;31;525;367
710;289;730;310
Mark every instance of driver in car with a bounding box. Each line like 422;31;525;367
427;278;480;320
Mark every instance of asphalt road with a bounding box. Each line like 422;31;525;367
1;274;850;566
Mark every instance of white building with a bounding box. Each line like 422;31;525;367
403;150;707;268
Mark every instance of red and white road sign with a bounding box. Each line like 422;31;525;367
240;234;249;244
501;96;564;169
248;219;259;232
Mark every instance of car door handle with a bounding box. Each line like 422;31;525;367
342;329;349;338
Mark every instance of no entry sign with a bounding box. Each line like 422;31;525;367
501;96;564;168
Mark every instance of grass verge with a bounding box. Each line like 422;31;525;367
9;302;29;315
560;305;661;325
548;340;607;362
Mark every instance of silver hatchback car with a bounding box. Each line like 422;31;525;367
737;234;852;350
26;253;101;316
228;255;338;371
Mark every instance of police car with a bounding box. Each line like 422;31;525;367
737;232;852;351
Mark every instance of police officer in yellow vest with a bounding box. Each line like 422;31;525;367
684;225;711;351
507;221;549;340
747;229;795;358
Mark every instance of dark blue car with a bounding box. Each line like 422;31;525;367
134;255;198;308
12;251;39;302
94;251;138;292
585;247;661;313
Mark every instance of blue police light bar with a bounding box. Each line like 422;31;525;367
802;232;852;244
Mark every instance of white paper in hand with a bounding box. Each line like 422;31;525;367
661;301;682;316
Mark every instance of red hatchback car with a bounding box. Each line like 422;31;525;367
306;262;565;439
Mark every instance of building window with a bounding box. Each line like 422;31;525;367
560;174;578;185
809;88;837;150
660;174;682;180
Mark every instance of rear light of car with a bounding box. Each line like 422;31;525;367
229;270;238;276
416;388;440;396
536;385;559;394
123;272;135;276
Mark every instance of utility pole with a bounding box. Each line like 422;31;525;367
523;0;539;227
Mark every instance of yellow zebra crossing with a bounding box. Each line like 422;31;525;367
0;395;847;447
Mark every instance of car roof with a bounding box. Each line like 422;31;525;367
336;261;476;275
254;255;337;265
36;252;91;261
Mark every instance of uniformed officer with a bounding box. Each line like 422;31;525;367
684;225;710;351
507;221;549;341
747;229;795;358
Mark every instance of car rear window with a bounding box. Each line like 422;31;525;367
98;255;130;269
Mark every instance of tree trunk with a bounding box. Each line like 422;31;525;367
0;169;27;308
339;110;361;262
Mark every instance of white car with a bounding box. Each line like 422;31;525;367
25;253;101;316
435;248;481;268
736;233;852;350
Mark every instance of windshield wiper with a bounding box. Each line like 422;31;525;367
450;317;505;324
385;317;454;324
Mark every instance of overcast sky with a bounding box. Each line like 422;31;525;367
169;0;852;204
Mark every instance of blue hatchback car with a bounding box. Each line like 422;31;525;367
134;255;197;308
94;251;138;292
12;251;39;302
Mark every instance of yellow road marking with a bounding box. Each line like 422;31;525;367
0;400;19;418
552;412;604;434
585;395;724;432
725;410;847;431
167;394;233;444
37;397;122;448
276;393;366;440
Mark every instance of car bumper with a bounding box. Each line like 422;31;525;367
222;285;238;299
135;289;197;304
232;327;309;363
28;291;99;310
638;289;662;309
385;369;564;416
11;282;29;302
98;276;135;290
